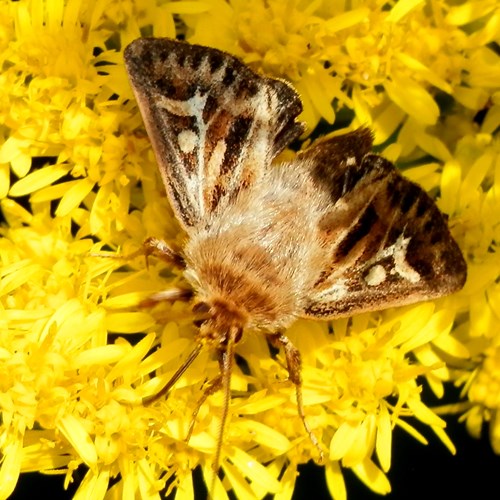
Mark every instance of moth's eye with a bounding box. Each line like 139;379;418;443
218;327;243;346
192;301;211;328
234;327;243;344
192;301;211;315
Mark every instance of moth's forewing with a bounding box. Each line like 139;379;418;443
296;129;467;318
124;38;304;229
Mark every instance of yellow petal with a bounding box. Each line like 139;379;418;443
9;164;70;197
433;333;469;359
0;137;32;177
415;131;452;162
30;180;81;203
235;420;291;453
432;426;456;455
460;152;494;206
384;75;439;125
329;421;358;461
73;469;110;500
0;261;41;296
58;414;98;467
454;86;489;110
325;461;346;500
395;418;428;444
386;0;424;22
446;1;497;25
324;8;370;32
396;52;452;93
104;312;156;333
376;406;392;472
371;102;406;144
237;391;288;414
226;446;281;493
56;177;96;217
482;104;500;134
176;470;194;500
351;458;391;494
223;459;264;500
72;345;130;369
0;439;22;499
0;163;9;198
107;332;156;382
407;399;445;427
274;462;297;500
166;1;211;14
201;464;228;500
440;160;462;215
342;415;376;467
489;410;500;454
302;72;336;123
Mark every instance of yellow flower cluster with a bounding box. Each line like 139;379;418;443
183;0;498;144
0;0;498;499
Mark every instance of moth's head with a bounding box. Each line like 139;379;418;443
192;299;247;346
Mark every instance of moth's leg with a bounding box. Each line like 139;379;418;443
185;336;233;442
184;368;225;498
92;237;185;268
128;236;186;268
185;372;223;443
143;343;203;405
267;332;324;462
125;237;190;307
187;326;239;478
139;287;193;308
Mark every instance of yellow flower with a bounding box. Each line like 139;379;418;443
432;130;500;453
183;0;355;128
0;0;497;499
182;0;498;146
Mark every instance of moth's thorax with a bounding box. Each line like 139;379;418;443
183;169;330;331
184;234;300;331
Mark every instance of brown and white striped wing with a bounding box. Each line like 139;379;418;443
124;38;304;229
299;129;467;318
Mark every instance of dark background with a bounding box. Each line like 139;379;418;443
11;413;500;499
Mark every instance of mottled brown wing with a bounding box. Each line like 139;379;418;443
124;38;304;229
299;129;467;318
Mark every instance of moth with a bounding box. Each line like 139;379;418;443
124;38;467;474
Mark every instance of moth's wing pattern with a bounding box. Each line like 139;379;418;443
124;38;304;229
299;129;467;318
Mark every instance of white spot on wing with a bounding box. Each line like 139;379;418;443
363;234;420;284
157;91;208;118
365;264;386;286
392;235;420;283
178;130;198;154
207;140;227;179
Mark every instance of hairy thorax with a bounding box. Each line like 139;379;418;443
185;232;296;331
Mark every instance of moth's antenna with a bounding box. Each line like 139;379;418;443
143;343;203;405
209;325;240;497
